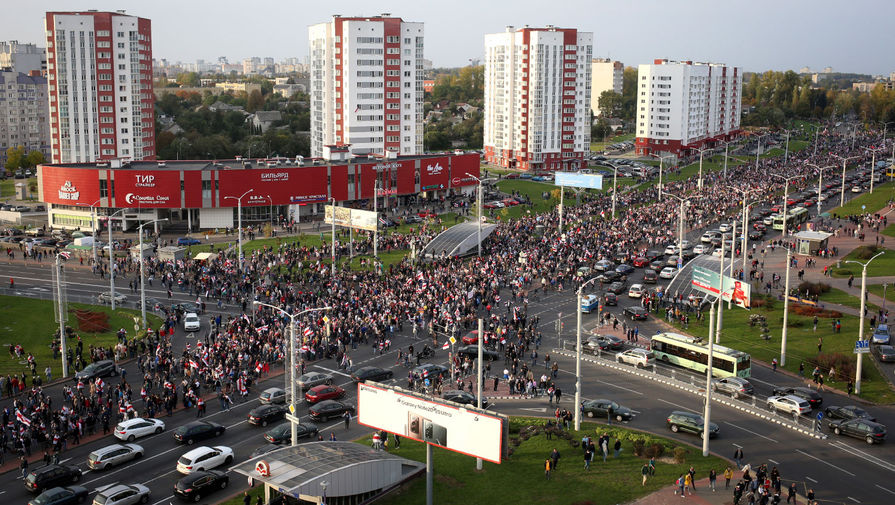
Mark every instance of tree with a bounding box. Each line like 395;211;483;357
175;72;200;87
24;150;45;168
246;90;264;113
4;146;24;172
597;90;623;118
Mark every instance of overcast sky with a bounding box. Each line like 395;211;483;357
5;0;893;75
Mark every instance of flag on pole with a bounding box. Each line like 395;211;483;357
15;409;30;426
59;251;71;259
442;341;450;350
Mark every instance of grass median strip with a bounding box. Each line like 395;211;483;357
830;181;895;217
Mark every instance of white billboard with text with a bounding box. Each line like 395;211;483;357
357;382;504;463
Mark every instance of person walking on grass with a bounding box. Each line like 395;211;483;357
641;463;650;485
544;458;552;480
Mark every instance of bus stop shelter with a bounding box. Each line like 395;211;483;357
793;230;832;255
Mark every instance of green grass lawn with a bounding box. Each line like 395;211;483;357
663;294;895;403
883;223;895;238
830;182;895;217
591;132;635;152
817;287;879;313
638;155;747;192
0;295;161;380
867;283;895;305
831;246;895;278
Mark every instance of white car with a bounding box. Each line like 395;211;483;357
177;446;234;474
616;348;656;368
711;248;724;258
184;312;201;331
114;417;166;442
767;395;811;416
628;284;644;298
664;244;678;256
851;186;863;193
92;483;151;505
718;223;733;233
659;266;678;279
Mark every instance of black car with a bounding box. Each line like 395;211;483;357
603;292;618;306
586;335;624;352
624;306;649;320
596;270;625;283
581;399;634;422
174;470;229;502
24;465;82;493
645;250;663;261
74;360;118;380
413;364;450;380
350;366;394;382
264;422;319;444
616;264;635;276
442;390;489;409
873;344;895;362
457;345;501;361
648;260;665;272
824;405;877;422
829;418;887;444
173;420;225;445
642;270;658;284
771;386;823;408
666;411;719;439
248;404;288;427
27;486;89;505
171;302;202;315
607;281;627;295
309;400;355;421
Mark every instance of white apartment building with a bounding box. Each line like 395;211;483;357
0;41;46;74
309;15;424;158
483;25;592;171
45;11;155;163
635;59;741;157
590;58;623;116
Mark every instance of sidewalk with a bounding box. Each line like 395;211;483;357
631;476;805;505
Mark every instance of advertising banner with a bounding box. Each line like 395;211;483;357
555;172;603;189
38;165;102;206
721;276;751;309
420;156;450;191
691;266;751;308
357;382;504;463
113;170;182;208
324;205;377;232
691;266;721;296
218;166;329;206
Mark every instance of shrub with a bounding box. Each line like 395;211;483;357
790;305;843;318
644;443;665;459
813;352;858;381
632;439;645;456
673;447;687;464
854;245;881;260
751;296;774;309
798;281;831;296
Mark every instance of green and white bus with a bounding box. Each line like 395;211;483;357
650;332;752;378
772;206;809;231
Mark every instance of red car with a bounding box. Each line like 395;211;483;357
304;385;346;404
501;198;520;207
632;256;649;268
417;211;437;219
462;330;493;345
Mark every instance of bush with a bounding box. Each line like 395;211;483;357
790;305;843;318
751;296;774;309
798;281;831;296
673;447;687;464
644;443;665;459
854;245;881;260
813;352;859;381
632;439;645;456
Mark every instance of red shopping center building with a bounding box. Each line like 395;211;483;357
37;146;480;232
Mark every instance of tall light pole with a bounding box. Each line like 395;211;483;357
648;153;670;198
607;161;620;219
783;130;792;165
330;197;337;277
106;208;127;311
223;189;254;273
253;301;330;445
373;179;379;260
716;229;726;342
846;251;885;394
806;163;834;217
138;218;167;329
780;246;793;367
864;146;883;194
851;123;859;151
54;251;70;378
466;173;483;256
265;194;273;230
771;174;801;236
703;298;718;456
694;147;712;191
831;154;860;207
664;192;689;269
754;133;769;171
76;199;101;269
727;186;758;273
575;276;600;431
812;124;820;158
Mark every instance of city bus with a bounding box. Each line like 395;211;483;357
650;332;752;378
772;206;809;231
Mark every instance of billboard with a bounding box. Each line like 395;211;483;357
38;165;103;206
691;266;751;309
357;382;504;463
218;166;329;205
324;205;377;232
555;172;603;190
113;170;182;208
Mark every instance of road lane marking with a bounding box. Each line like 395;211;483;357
723;421;778;443
768;459;779;464
519;407;547;413
876;484;895;495
314;365;351;377
657;398;699;413
83;444;184;486
732;443;742;448
828;440;895;472
150;495;174;505
796;449;855;476
847;497;860;503
805;476;817;483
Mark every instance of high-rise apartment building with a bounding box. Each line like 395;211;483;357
309;15;424;158
483;25;592;171
634;59;741;157
0;70;50;167
45;11;155;163
590;58;623;116
0;41;47;74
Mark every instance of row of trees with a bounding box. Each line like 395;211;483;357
424;66;485;150
4;146;45;172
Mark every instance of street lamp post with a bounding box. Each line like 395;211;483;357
783;130;792;165
754;133;769;171
648;154;670;198
728;186;758;274
831;154;860;207
138;218;168;329
54;252;70;378
864;147;883;194
664;193;689;270
223;189;254;273
76;199;101;269
253;301;330;445
694;147;712;191
846;251;885;394
780;246;793;367
703;299;718;456
812;124;820;158
466;173;483;256
806;164;834;217
373;180;379;260
330;198;336;277
107;208;127;311
852;123;859;151
771;174;801;237
575;276;600;431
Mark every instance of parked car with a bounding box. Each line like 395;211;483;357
27;486;89;505
824;405;877;422
259;387;286;404
177;237;201;246
173;420;226;445
770;387;823;408
173;470;229;502
457;345;501;361
305;385;346;404
263;422;319;445
114;417;166;442
74;360;118;381
642;270;658;284
828;418;887;444
711;377;754;398
176;446;234;474
183;313;201;332
873;344;895;362
659;266;678;279
624;306;649;321
412;364;450;380
582;399;634;422
92;483;151;505
247;404;288;426
607;281;627;294
767;395;812;416
871;324;891;345
628;284;644;298
666;411;719;439
586;334;624;352
24;465;82;494
296;372;334;390
97;291;128;305
442;390;488;409
616;348;655;368
350;366;394;382
308;400;355;421
87;443;144;470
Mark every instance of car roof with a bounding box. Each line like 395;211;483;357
120;417;153;426
96;484;134;496
781;395;808;403
181;446;218;458
263;387;285;393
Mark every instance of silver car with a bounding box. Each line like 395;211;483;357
92;483;151;505
87;443;143;470
97;291;128;305
296;372;333;390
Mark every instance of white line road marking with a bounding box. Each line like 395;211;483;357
658;398;699;413
519;407;547;413
59;457;72;464
83;444;184;486
732;443;743;448
796;449;855;476
314;365;351;377
748;376;778;388
142;469;179;485
724;421;778;443
150;495;174;505
630;409;642;414
847;497;860;503
805;476;818;483
829;440;895;472
768;459;779;464
876;484;895;495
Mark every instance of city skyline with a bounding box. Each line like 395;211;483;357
2;0;893;75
